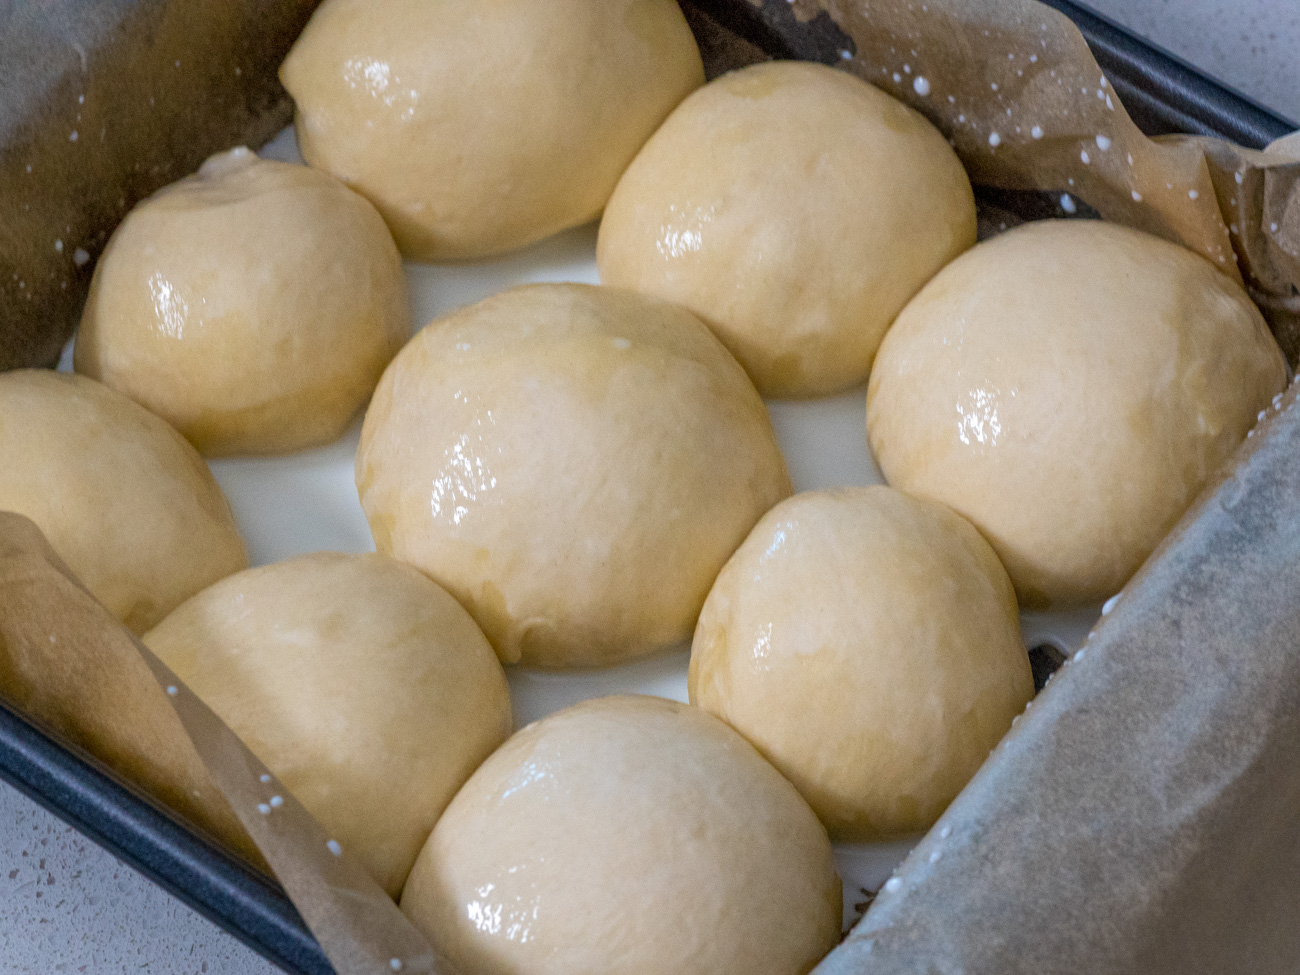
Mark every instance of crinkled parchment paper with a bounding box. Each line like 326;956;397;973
1;1;1299;974
0;512;448;975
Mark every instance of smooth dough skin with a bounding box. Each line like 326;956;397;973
74;148;409;457
356;283;792;669
144;552;512;898
280;0;704;260
690;487;1032;840
401;695;841;975
0;371;247;633
867;220;1287;609
597;60;976;398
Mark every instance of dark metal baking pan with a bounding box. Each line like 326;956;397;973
0;2;1292;973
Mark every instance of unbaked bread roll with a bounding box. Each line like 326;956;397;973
74;148;408;456
401;695;840;975
690;487;1033;840
280;0;704;260
867;220;1287;609
356;283;791;668
144;551;512;898
0;370;247;633
597;60;976;398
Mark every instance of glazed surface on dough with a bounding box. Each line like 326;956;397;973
281;0;704;259
75;148;409;457
356;283;791;668
598;60;976;398
401;695;841;975
867;220;1286;608
0;370;247;633
144;551;512;898
691;486;1034;840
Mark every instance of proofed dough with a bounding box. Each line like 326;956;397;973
691;487;1033;840
280;0;704;260
356;283;792;668
144;551;512;898
598;60;976;398
401;695;841;975
0;370;247;633
867;220;1287;609
75;148;409;456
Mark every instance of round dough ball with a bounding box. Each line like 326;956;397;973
357;283;792;668
690;487;1033;841
144;551;512;897
75;148;409;456
401;695;840;975
867;220;1287;609
280;0;704;260
597;60;975;398
0;370;247;633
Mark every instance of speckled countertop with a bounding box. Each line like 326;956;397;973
1;2;1296;973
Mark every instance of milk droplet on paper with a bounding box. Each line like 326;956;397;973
390;961;403;972
257;803;271;815
1095;134;1111;151
54;239;63;253
1074;648;1088;662
1031;125;1043;139
840;49;852;60
1060;194;1077;214
1188;189;1199;200
1235;171;1244;185
166;685;178;696
1132;190;1143;202
929;849;943;864
69;130;78;142
913;76;931;97
327;839;343;856
988;132;1001;147
884;877;902;893
1271;222;1280;233
1101;595;1119;616
259;773;271;784
990;82;999;91
73;248;90;266
1029;53;1038;63
1080;150;1091;164
892;72;902;83
269;795;284;808
939;825;952;839
903;64;912;75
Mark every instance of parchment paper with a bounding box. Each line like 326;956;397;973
1;1;1299;974
0;0;321;371
0;512;446;975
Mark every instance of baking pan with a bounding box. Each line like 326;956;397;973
0;2;1293;973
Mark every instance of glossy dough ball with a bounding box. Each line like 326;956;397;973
0;371;247;633
75;148;408;456
867;220;1287;609
597;60;975;398
280;0;704;260
401;695;841;975
691;487;1032;840
356;283;791;668
144;552;512;897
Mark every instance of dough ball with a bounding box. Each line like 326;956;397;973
280;0;704;260
867;220;1287;609
401;695;840;975
597;60;975;398
75;148;409;457
144;551;512;897
0;371;247;633
357;283;791;668
690;487;1033;840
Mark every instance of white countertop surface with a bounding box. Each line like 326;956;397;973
1;2;1296;973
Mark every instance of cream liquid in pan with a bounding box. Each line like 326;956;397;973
57;125;1100;931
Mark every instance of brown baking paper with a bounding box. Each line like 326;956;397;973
2;0;1300;973
819;376;1300;974
0;512;447;975
0;0;321;371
